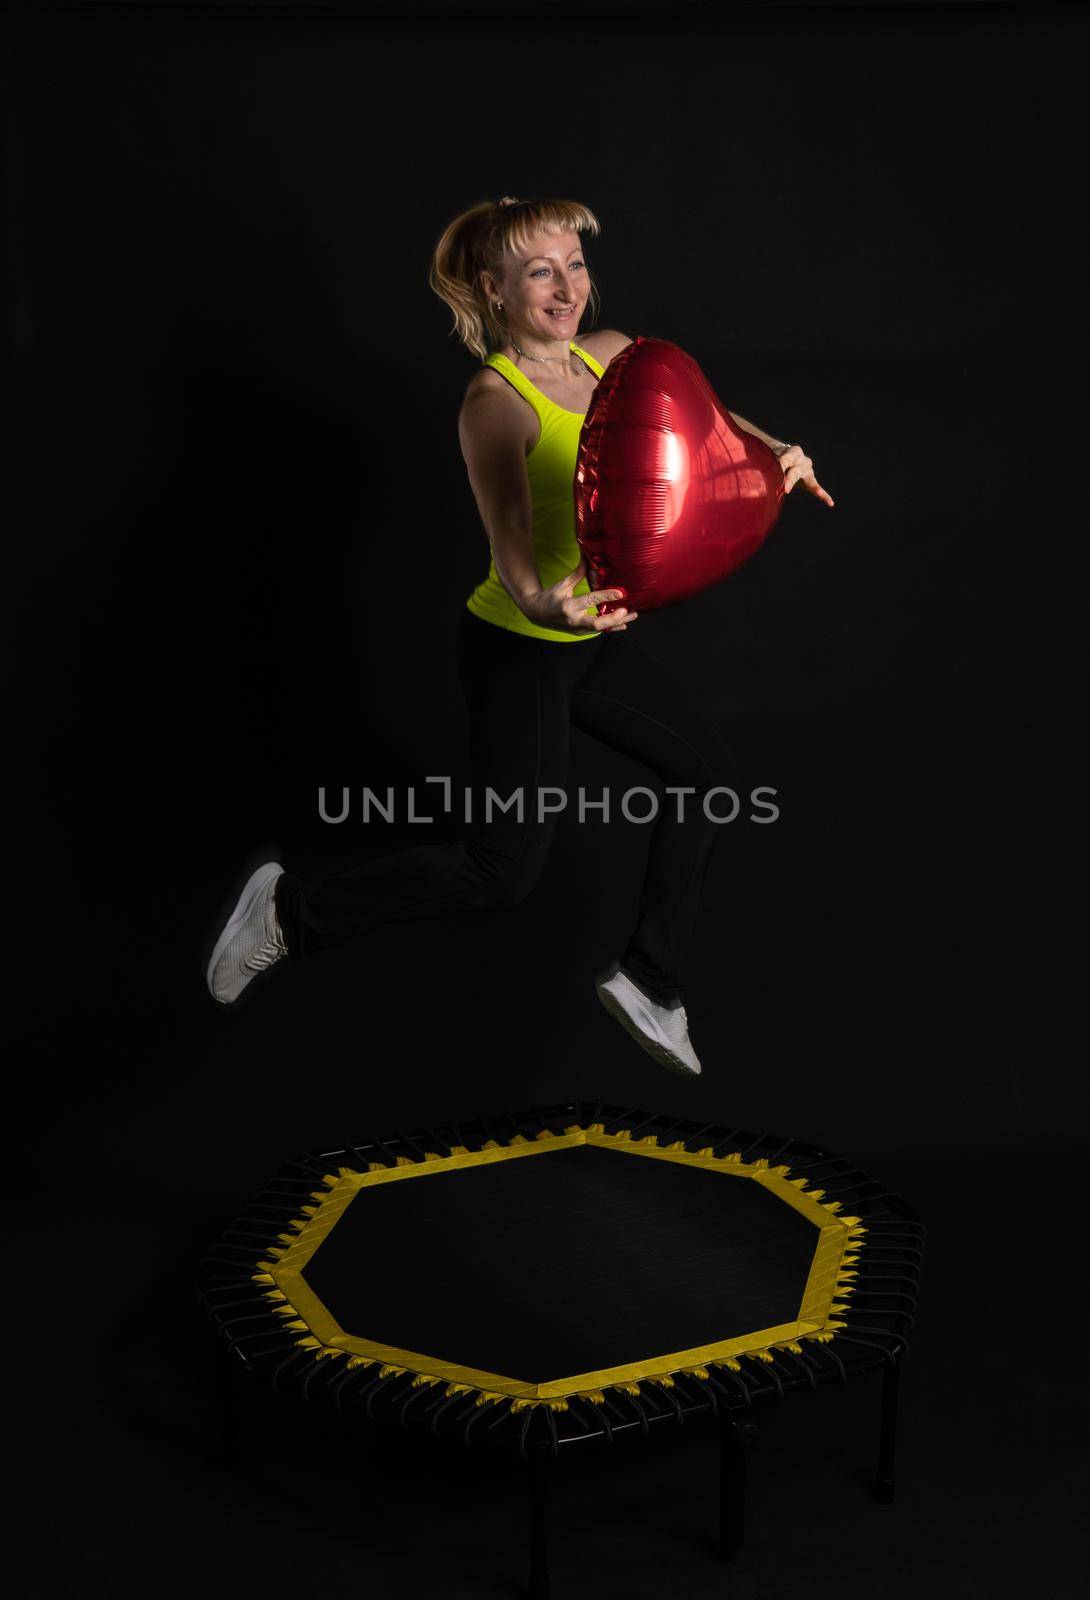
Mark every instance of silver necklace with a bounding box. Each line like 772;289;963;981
511;339;584;375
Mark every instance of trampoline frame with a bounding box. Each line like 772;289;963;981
197;1099;923;1596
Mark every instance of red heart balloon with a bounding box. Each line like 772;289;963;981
574;337;786;614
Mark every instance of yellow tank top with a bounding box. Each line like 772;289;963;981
465;341;606;643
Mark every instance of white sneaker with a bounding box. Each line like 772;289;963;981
594;965;702;1076
207;862;288;1005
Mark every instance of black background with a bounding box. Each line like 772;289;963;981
10;1;1086;1594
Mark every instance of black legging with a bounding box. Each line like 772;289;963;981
275;607;739;1006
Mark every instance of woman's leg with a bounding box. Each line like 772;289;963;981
572;630;740;1007
274;612;601;958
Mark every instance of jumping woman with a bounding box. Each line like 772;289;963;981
205;195;832;1075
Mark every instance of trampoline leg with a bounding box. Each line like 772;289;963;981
719;1417;757;1559
527;1448;551;1599
873;1357;900;1505
216;1338;241;1469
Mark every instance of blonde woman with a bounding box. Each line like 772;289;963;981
206;196;828;1075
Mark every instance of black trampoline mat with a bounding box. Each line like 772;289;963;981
301;1144;818;1381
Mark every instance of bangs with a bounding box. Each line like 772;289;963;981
491;199;601;263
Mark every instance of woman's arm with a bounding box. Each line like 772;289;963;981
728;410;834;503
458;387;633;633
458;387;543;613
728;410;790;455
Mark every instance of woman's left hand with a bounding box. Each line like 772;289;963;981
774;443;835;507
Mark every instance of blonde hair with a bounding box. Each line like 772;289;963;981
428;195;602;363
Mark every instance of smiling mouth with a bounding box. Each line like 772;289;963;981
545;305;578;318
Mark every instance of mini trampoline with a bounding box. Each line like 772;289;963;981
197;1101;924;1595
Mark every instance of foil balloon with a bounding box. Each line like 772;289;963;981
574;337;786;615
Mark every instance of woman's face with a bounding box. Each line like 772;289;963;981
485;229;589;344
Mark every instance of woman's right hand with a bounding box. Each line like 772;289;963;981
520;558;639;635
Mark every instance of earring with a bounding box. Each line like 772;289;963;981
495;301;503;311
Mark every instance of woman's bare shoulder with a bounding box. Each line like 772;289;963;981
576;329;635;365
462;364;511;405
460;364;526;427
458;364;535;453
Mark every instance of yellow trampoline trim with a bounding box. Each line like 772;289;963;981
255;1124;865;1407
